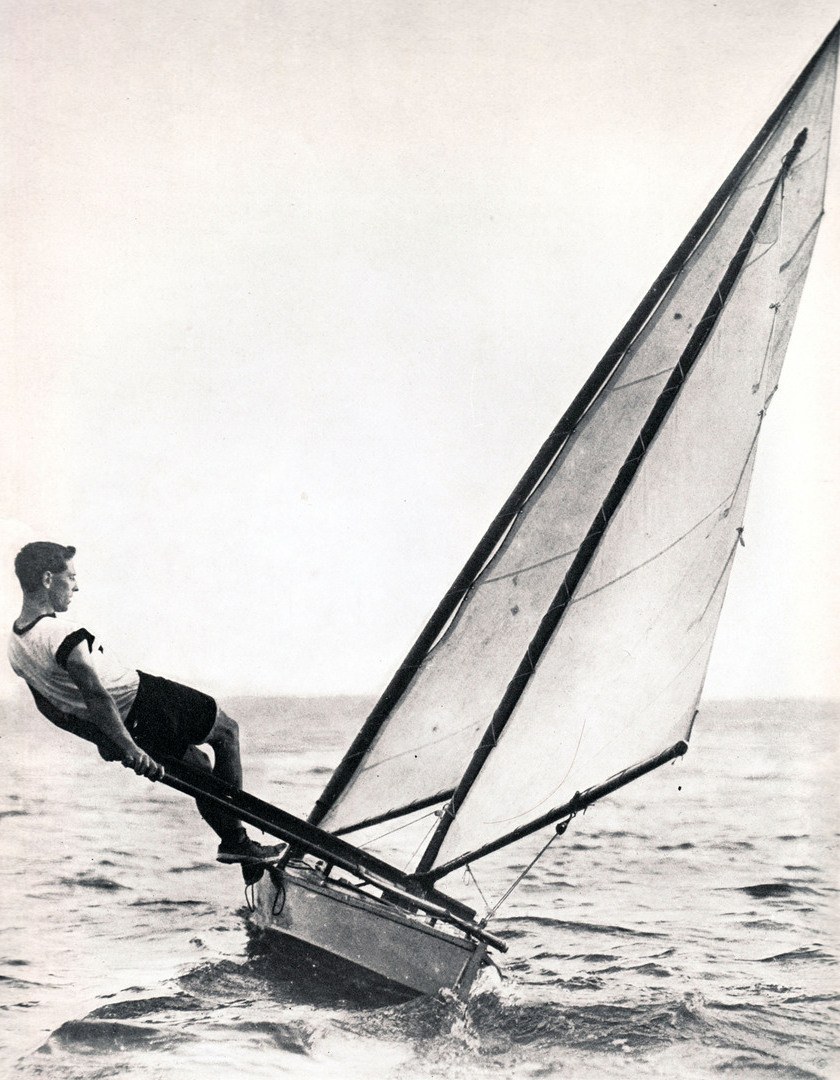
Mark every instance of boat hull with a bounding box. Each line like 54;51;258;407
251;863;487;998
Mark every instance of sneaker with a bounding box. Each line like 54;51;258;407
216;835;288;865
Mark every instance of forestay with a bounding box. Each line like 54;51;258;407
314;30;838;867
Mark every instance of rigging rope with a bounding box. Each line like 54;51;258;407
353;804;445;875
483;824;567;921
403;814;444;873
358;807;439;849
464;864;490;912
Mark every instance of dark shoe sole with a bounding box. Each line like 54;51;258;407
216;851;286;865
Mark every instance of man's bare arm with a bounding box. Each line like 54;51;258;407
65;647;164;780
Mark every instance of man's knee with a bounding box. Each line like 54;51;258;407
182;745;212;771
206;710;239;749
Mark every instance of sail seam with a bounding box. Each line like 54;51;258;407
744;240;779;270
571;406;765;612
780;212;823;271
611;365;674;392
350;719;482;773
479;544;581;585
569;495;734;607
780;258;815;304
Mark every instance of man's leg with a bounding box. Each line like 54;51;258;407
197;711;284;864
204;709;242;788
181;745;244;844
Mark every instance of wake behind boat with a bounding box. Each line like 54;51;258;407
158;22;838;999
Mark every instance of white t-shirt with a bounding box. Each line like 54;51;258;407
8;614;140;721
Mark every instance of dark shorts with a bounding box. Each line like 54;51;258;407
126;672;217;761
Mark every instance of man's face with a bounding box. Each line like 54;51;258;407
46;560;78;612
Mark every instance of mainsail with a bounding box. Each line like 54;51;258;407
311;27;838;876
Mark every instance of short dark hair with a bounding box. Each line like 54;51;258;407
14;542;76;594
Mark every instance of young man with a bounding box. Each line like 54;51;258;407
7;541;282;872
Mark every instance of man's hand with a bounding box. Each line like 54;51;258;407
121;747;165;781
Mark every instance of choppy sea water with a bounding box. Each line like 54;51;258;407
0;695;837;1079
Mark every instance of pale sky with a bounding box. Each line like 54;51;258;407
2;0;838;700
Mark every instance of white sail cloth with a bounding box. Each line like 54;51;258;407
318;43;837;868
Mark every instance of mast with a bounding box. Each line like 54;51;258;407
309;20;840;831
415;127;808;875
